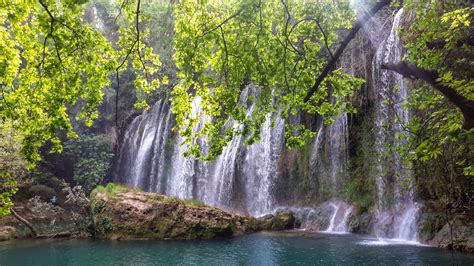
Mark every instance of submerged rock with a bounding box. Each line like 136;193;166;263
0;226;16;241
90;184;260;240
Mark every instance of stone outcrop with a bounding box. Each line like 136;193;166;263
258;211;295;231
0;226;16;241
90;185;261;240
427;221;474;252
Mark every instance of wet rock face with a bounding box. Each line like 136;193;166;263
258;211;295;231
0;226;16;241
421;213;474;252
90;188;260;240
348;212;374;234
293;204;334;231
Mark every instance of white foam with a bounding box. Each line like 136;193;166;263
359;238;429;247
318;231;351;235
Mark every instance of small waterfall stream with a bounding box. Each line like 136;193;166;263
325;202;353;233
372;8;420;242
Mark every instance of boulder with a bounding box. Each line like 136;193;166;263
258;211;295;230
428;220;474;252
348;211;374;234
90;184;260;240
0;226;16;241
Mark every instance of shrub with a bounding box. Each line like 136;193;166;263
64;134;114;193
28;184;55;201
93;183;133;196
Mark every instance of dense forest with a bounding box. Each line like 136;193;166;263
0;0;473;263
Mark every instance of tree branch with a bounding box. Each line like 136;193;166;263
303;0;392;102
11;208;37;237
197;10;242;38
382;61;474;130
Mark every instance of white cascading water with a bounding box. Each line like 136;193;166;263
115;85;285;217
309;121;324;173
243;111;285;216
115;99;173;191
322;115;352;233
167;96;205;200
372;8;420;243
325;202;353;234
309;112;352;233
315;35;354;234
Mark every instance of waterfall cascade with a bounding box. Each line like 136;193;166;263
372;8;420;243
115;86;285;217
115;7;419;240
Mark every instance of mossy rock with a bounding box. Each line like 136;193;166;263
90;183;259;240
258;211;295;231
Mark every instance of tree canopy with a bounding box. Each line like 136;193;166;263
0;0;473;214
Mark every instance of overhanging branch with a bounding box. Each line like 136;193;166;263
303;0;392;102
382;62;474;130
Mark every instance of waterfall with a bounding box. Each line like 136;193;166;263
243;111;285;216
115;99;173;191
114;7;423;239
325;202;353;234
310;121;324;171
372;8;419;242
308;111;352;233
115;85;285;217
329;113;349;193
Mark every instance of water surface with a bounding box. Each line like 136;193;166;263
0;232;472;265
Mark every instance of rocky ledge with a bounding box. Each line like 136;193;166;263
0;226;16;241
91;184;295;240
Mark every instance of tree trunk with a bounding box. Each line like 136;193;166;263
382;62;474;130
11;208;37;237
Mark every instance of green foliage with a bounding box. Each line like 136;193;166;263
164;196;207;207
93;183;134;196
403;84;473;208
64;134;114;192
0;172;17;216
1;0;472;216
399;2;473;210
90;195;113;235
0;124;26;216
0;0;161;166
171;0;364;160
344;110;377;213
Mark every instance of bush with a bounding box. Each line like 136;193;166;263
64;134;114;193
28;184;55;201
